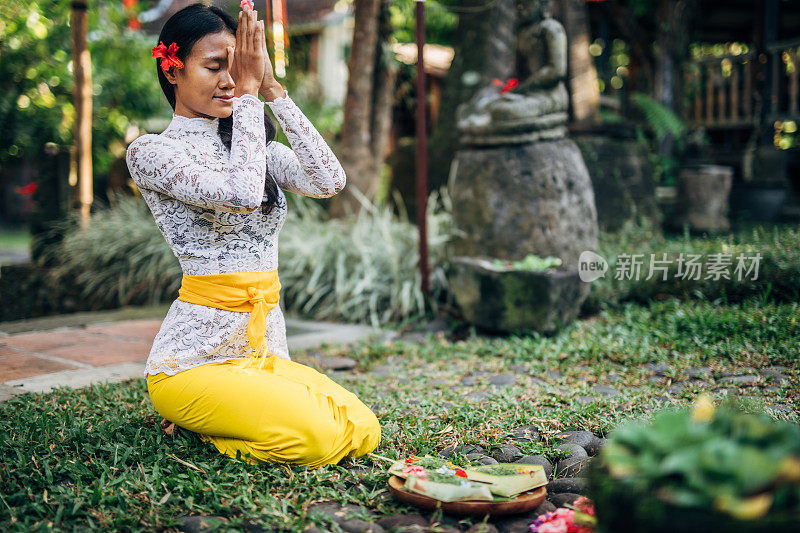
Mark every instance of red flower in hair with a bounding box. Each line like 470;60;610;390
151;41;184;71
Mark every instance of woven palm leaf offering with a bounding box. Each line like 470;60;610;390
588;393;800;533
368;452;548;504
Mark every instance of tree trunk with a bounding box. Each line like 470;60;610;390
553;0;600;123
328;0;382;219
653;0;695;157
370;0;399;167
602;0;655;93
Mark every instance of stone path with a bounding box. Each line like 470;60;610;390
0;314;381;401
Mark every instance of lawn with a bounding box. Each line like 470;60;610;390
0;297;797;532
0;227;31;251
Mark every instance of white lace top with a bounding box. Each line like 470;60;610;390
125;90;346;377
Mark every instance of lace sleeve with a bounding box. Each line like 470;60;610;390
126;94;267;213
265;90;346;198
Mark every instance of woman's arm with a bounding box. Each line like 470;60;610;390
264;90;346;198
125;94;267;213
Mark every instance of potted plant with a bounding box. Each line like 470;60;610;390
631;93;733;234
587;393;800;532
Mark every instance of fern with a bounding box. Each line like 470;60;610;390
631;92;687;141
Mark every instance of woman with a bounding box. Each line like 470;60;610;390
125;2;381;469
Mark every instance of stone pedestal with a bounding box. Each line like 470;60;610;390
448;138;599;270
572;123;662;232
447;257;589;335
672;164;732;233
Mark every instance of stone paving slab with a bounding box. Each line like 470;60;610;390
4;362;146;394
0;312;386;402
1;329;110;352
0;349;80;381
84;320;163;343
42;339;153;366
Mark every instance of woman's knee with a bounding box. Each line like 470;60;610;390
359;410;382;455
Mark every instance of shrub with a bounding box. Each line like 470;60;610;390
37;188;457;327
582;219;800;314
589;394;800;531
38;196;182;309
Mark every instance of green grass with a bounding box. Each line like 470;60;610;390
1;297;797;531
0;227;31;252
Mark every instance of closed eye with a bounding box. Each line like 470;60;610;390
208;67;220;72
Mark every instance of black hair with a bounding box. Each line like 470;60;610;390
155;2;283;216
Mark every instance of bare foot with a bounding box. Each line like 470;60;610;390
160;418;177;436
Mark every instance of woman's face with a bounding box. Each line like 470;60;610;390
164;31;238;119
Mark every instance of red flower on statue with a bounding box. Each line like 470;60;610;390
454;468;468;478
14;182;38;196
493;78;519;94
240;0;253;10
151;41;183;71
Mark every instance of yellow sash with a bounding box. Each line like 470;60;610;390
177;270;282;372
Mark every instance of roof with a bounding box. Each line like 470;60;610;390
693;0;800;43
392;43;454;78
586;0;800;44
287;0;342;26
138;0;350;36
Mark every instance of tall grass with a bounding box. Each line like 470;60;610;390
584;218;800;313
38;198;182;308
279;187;456;326
38;187;457;326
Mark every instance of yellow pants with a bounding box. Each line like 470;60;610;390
146;355;381;469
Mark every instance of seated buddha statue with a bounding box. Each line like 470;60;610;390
456;0;569;144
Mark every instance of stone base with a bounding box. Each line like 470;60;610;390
446;256;589;335
448;137;599;270
572;126;662;232
459;113;569;146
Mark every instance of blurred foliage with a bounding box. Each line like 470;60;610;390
389;0;459;46
37;195;182;309
271;71;343;148
591;394;800;527
0;0;166;194
583;218;800;314
630;91;690;186
631;92;688;142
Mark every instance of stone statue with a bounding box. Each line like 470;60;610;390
456;0;569;145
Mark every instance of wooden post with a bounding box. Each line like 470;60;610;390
730;62;740;123
718;66;727;124
771;49;780;117
415;0;429;298
71;0;93;229
765;0;779;120
789;50;798;116
705;65;714;125
744;58;753;121
693;68;702;123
